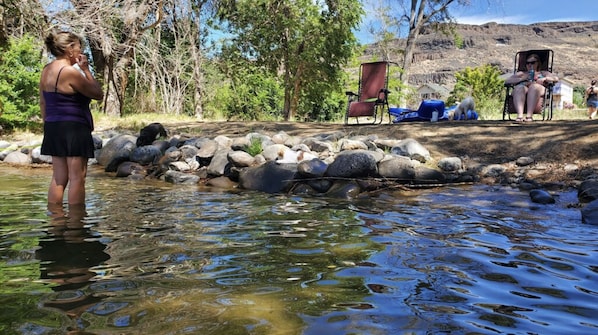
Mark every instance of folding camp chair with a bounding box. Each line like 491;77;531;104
345;61;390;125
503;49;555;121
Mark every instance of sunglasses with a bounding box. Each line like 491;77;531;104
526;60;537;65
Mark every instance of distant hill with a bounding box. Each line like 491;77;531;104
363;21;598;89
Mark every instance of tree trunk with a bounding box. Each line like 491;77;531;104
0;6;7;47
191;17;204;119
103;54;134;116
289;63;304;121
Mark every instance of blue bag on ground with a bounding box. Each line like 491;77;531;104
392;100;447;123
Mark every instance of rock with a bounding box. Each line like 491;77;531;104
239;161;298;193
302;137;334;153
231;137;250;151
414;166;446;184
130;145;162;165
3;151;31;165
205;176;237;189
271;131;291;144
152;140;171;153
373;139;401;151
578;180;598;203
213;135;233;148
290;183;318;195
325;180;362;198
228;150;256;168
169;161;192;172
306;179;333;193
391;138;430;163
164;170;200;184
481;164;507;178
339;138;369;151
262;144;293;161
438;157;463;172
207;149;231;176
179;145;199;161
516;156;535;166
529;189;556;204
297;159;328;178
97;134;137;172
377;156;416;180
197;140;219;160
581;199;598;225
116;161;146;178
0;143;18;161
92;135;103;150
31;147;52;164
325;150;378;178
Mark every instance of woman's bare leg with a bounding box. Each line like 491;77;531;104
512;85;527;119
48;157;68;205
66;156;88;206
525;84;545;118
589;107;597;119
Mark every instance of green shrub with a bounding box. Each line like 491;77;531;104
0;35;43;130
245;137;263;156
223;67;284;121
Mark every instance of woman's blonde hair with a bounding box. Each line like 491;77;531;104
44;31;83;57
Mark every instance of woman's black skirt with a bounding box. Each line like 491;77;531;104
41;121;95;158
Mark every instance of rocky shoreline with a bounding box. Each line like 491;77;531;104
1;121;598;223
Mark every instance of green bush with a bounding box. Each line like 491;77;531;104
223;67;284;121
0;35;43;130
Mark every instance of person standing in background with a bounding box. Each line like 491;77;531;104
39;30;103;206
585;80;598;119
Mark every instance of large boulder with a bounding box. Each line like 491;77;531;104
97;135;137;172
530;189;556;204
578;180;598;203
238;161;298;193
581;199;598;225
325;150;378;178
377;156;416;180
130;145;162;165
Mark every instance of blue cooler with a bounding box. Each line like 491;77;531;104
417;100;445;120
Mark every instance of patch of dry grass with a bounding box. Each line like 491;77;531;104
93;112;200;132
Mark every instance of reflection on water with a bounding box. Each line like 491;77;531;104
0;165;597;334
36;204;110;322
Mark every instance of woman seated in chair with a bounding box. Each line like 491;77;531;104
505;53;558;122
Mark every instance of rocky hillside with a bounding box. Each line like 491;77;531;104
364;21;598;89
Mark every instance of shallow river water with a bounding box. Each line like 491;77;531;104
1;165;597;335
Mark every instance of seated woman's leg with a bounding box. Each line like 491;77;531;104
525;83;545;119
512;85;527;120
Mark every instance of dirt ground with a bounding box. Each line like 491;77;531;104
166;120;598;169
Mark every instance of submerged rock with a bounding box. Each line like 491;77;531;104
530;189;556;204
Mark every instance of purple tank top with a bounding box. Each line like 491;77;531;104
43;67;94;130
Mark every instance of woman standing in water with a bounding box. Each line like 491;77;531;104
39;31;103;206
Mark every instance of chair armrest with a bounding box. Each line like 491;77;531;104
345;91;357;97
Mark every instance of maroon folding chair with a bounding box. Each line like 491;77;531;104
345;61;391;124
503;49;555;121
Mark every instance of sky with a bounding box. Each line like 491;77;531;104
358;0;596;43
